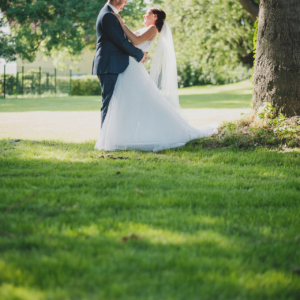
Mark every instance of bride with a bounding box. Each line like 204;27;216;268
95;7;218;152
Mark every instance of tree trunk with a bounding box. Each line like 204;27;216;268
238;0;259;20
253;0;300;117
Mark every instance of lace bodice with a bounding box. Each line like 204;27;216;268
134;27;157;52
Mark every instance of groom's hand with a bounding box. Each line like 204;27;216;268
141;52;148;64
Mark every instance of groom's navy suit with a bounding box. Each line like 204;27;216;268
92;4;144;127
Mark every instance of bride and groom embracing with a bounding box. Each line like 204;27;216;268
92;0;218;152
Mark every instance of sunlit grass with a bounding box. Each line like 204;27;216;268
178;80;253;95
0;139;299;299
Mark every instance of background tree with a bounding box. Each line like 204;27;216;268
1;0;262;86
253;0;300;116
0;0;146;63
156;0;257;86
238;0;259;20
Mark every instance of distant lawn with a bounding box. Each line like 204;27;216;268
0;95;102;112
178;80;253;109
0;81;252;112
0;139;299;299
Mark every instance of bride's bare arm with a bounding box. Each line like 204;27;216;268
112;13;157;46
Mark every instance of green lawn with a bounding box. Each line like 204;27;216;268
178;80;253;109
0;139;299;300
1;80;299;299
0;80;252;112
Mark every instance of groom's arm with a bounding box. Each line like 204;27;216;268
101;13;144;62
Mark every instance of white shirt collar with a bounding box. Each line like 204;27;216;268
107;3;119;14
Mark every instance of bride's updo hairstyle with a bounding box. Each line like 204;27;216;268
149;8;166;32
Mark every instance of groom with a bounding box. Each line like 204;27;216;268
92;0;147;127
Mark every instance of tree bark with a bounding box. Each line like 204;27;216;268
238;0;259;20
253;0;300;117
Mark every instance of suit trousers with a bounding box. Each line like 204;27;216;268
98;73;119;127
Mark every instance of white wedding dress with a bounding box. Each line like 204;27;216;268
95;27;218;152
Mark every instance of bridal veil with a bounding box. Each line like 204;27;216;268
150;23;181;111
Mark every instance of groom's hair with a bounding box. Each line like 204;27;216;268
149;8;166;32
108;0;122;5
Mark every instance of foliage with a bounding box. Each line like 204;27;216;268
177;63;252;87
257;101;275;119
71;76;101;96
0;17;36;62
0;0;146;63
0;139;300;299
152;0;256;86
2;0;259;86
200;104;300;149
0;19;17;62
253;17;258;64
1;0;259;85
0;74;16;95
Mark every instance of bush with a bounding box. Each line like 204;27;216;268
0;74;18;96
71;76;101;96
177;63;253;87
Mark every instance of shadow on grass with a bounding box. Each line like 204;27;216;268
0;139;299;299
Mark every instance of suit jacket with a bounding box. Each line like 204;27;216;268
92;5;144;75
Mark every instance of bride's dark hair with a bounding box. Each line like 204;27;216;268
149;8;166;32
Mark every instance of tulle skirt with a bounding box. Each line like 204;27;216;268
95;57;218;152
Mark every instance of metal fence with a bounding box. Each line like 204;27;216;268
0;65;72;98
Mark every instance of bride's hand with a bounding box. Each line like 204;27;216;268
112;13;124;25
